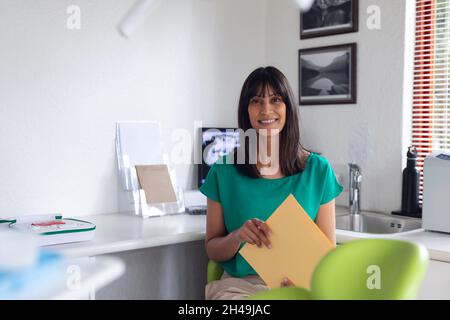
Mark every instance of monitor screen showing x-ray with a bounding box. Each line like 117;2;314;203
198;128;240;187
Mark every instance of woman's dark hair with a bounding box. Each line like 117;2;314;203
235;66;310;178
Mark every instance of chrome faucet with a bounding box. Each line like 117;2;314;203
348;163;362;216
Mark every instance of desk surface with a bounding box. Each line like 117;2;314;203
49;256;125;299
45;210;450;263
3;256;125;299
47;213;206;258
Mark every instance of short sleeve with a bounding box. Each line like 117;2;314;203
199;164;221;202
320;161;344;205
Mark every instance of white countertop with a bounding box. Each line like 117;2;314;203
3;256;125;300
47;213;206;258
332;206;450;263
44;210;450;263
49;256;125;300
336;228;450;263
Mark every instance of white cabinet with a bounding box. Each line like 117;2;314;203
417;260;450;300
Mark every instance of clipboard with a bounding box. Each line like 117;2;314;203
239;194;334;289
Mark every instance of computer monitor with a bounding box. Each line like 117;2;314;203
198;128;240;187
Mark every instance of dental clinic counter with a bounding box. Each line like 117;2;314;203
46;209;450;299
48;210;450;262
48;213;208;300
48;213;206;258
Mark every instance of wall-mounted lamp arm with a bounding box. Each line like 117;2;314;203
118;0;315;38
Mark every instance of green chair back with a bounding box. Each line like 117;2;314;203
207;260;224;284
209;239;429;300
311;239;429;300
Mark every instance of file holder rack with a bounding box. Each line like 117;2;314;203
116;121;185;218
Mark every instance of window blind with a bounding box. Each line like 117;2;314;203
412;0;450;203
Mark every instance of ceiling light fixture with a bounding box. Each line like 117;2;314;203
118;0;162;38
295;0;315;12
118;0;315;38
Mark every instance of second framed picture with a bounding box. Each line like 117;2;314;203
299;43;357;105
300;0;359;39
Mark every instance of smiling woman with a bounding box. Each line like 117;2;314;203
236;67;308;178
201;66;343;300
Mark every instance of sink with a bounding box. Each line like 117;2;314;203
336;212;422;234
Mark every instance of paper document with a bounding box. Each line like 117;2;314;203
239;194;334;289
135;164;177;204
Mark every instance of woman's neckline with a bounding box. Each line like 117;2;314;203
258;152;314;181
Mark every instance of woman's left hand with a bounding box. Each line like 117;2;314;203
280;277;294;287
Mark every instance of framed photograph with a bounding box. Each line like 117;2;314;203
300;0;358;39
299;43;357;105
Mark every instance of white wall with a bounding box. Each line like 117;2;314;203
266;0;412;213
0;0;415;217
0;0;267;217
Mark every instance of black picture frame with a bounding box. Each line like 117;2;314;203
299;43;357;105
300;0;359;39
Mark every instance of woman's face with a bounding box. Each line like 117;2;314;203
248;86;287;136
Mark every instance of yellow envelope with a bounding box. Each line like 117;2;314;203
239;194;334;289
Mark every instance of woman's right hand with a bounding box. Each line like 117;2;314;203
234;218;272;249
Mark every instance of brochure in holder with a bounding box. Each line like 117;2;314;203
115;121;184;218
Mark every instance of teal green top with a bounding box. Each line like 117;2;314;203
199;152;343;278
